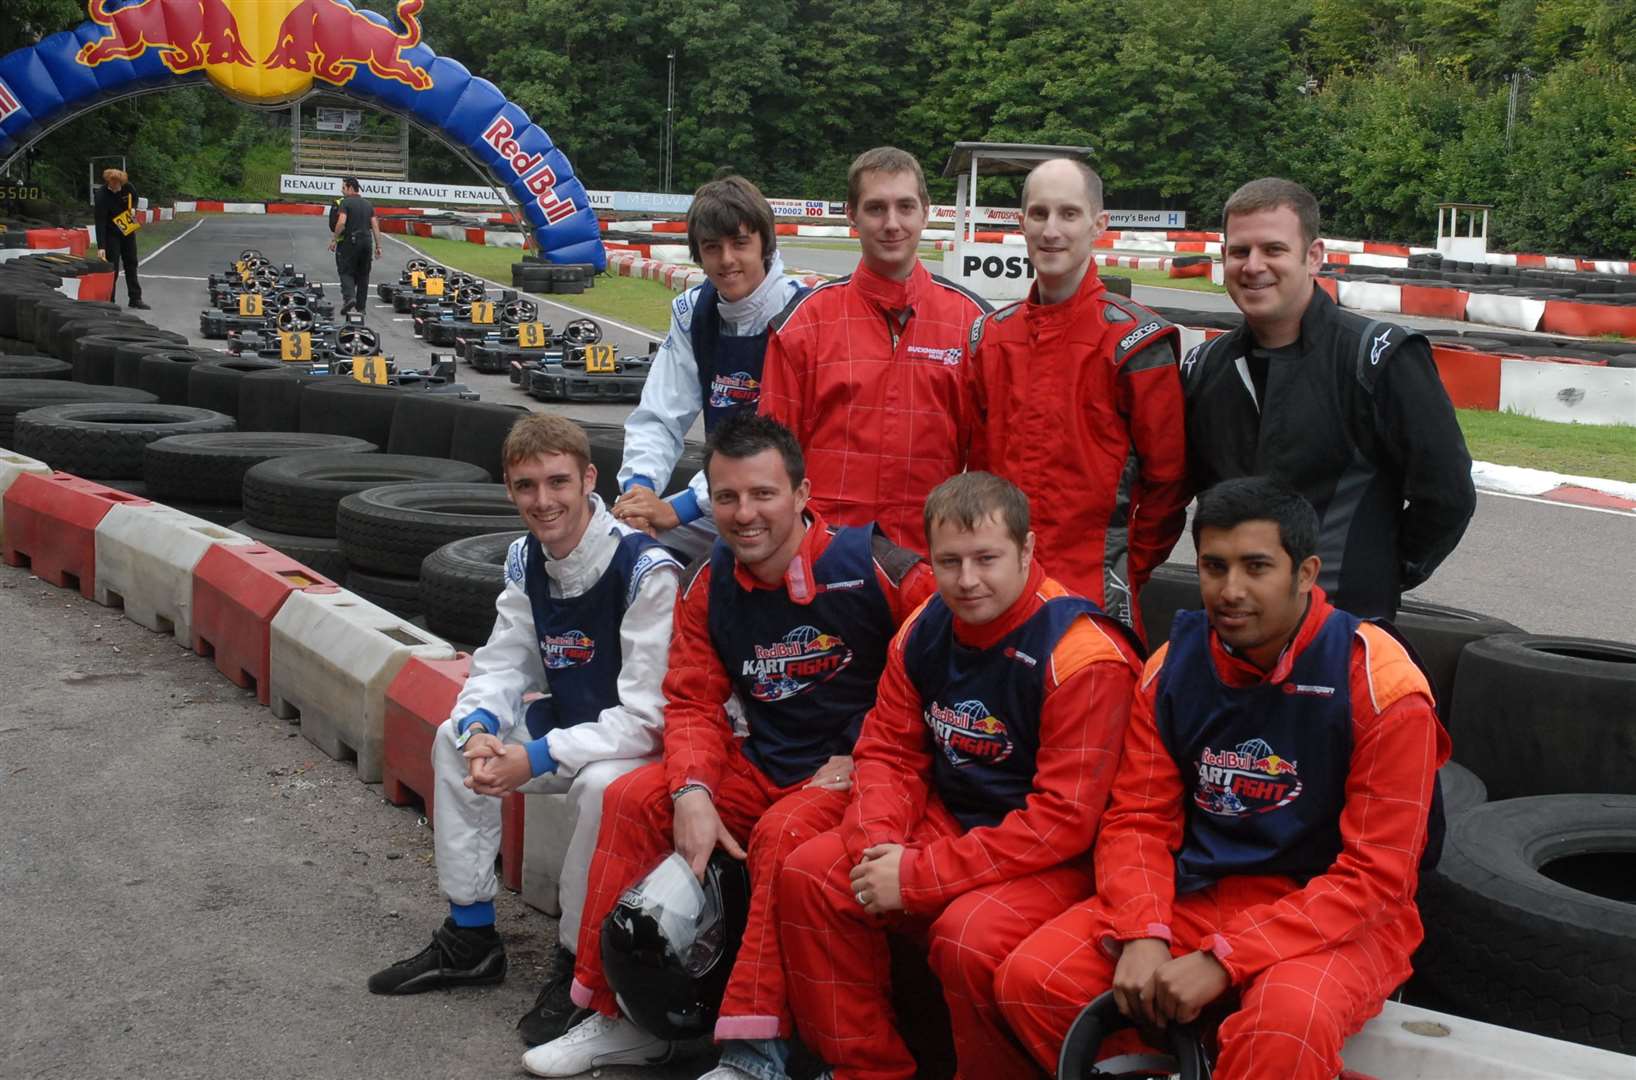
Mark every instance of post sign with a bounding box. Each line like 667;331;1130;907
942;243;1036;303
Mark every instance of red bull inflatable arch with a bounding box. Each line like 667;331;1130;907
0;0;606;268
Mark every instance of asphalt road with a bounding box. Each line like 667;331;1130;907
2;215;1631;1079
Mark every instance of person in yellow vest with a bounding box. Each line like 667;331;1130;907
94;168;147;310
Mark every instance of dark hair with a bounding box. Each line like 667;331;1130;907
687;176;777;266
923;472;1030;551
847;146;929;210
1222;177;1321;249
704;411;805;488
341;176;362;193
1022;158;1103;213
1191;477;1318;565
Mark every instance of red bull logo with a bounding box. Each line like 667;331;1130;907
75;0;432;100
541;630;595;670
925;700;1014;766
1195;738;1303;817
709;372;760;410
742;625;852;702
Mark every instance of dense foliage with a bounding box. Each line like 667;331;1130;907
4;0;1634;254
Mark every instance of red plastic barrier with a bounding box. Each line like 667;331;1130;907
1540;300;1636;339
1327;252;1352;265
774;223;798;235
25;228;89;255
1430;346;1502;410
464;228;485;245
1514;253;1546;268
1316;277;1339;301
411;221;433;238
1174;241;1207;253
76;271;115;301
651;221;687;234
266;203;326;215
1168;261;1211;279
1;472;148;598
383;655;525;893
379;218;408;234
195;200;225;212
1400;285;1470;321
191;545;337;704
1363;242;1411;257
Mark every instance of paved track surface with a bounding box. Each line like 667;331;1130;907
3;215;1630;1079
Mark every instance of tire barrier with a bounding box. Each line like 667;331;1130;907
1;471;149;599
0;449;52;544
382;654;527;895
73;331;189;385
336;482;518;577
136;348;228;405
298;381;405;448
385;391;466;459
237;368;331;432
267;587;456;783
187;359;282;418
192;544;338;706
419;531;521;649
14;402;236;480
1438;761;1488;819
1415;795;1636;1054
0;355;71;380
0;380;156;449
228;520;349;583
92;504;254;647
345;567;422;619
1451;634;1636;799
1137;562;1203;648
1394;599;1522;724
143;432;377;506
448;401;529;481
242;452;491;538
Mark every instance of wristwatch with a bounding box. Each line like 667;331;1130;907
454;722;489;750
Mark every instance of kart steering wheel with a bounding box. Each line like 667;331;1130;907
334;324;382;357
563;318;602;346
502;299;537;324
405;257;432;275
276;305;316;333
455;282;487;303
1058;992;1213;1080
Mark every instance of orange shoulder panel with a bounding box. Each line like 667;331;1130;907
1139;643;1169;691
1050;615;1133;685
1354;622;1434;715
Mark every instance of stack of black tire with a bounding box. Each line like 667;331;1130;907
510;256;597;295
1139;564;1636;1055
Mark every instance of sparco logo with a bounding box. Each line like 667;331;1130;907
1119;321;1161;352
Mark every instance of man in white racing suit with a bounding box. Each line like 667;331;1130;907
613;175;806;558
368;413;682;1050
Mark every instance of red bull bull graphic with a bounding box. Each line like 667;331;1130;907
709;372;760;410
741;625;853;702
925;699;1015;766
541;630;596;670
0;0;605;268
1194;737;1304;817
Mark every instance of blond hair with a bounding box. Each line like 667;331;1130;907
102;168;128;186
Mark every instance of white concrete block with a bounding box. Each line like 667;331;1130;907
1498;359;1636;426
1341;1001;1636;1079
521;793;573;917
1464;292;1546;331
1336;280;1403;314
0;452;53;544
92;503;254;644
269;588;454;781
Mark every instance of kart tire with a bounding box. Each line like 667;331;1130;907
0;355;72;380
345;568;422;619
299;380;405;447
337;482;520;576
418;531;523;647
0;380;157;449
228;519;348;581
1393;599;1521;724
1438;760;1487;819
137;349;226;405
447;401;529;481
14;402;235;479
385;393;464;458
187;359;281;418
143;431;377;503
242;452;491;537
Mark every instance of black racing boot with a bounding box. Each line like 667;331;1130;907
367;917;506;995
515;944;589;1046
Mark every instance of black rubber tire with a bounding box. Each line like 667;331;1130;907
58;318;151;367
187;359;281;417
0;381;157;450
385;392;464;458
299;381;405;447
1393;599;1521;723
237;368;330;433
337;482;520;576
1137;563;1202;647
346;568;423;618
419;531;522;646
1415;795;1636;1053
242;452;492;537
143;431;377;502
583;421;626;504
448;401;529;481
1438;760;1487;818
14;402;236;479
165;501;245;528
228;519;347;581
74;331;186;384
136;349;222;405
0;289;54;338
1450;634;1636;799
0;355;71;380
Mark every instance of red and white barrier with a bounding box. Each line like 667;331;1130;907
192;544;338;705
1;472;149;599
92;504;256;646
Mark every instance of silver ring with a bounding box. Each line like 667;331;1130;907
855;890;868;906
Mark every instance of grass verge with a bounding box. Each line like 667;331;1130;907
1114;267;1225;294
1458;408;1636;482
398;234;676;332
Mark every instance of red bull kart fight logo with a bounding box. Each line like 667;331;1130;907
0;0;606;268
709;372;760;410
742;625;852;702
540;630;596;670
1194;737;1303;817
925;699;1014;767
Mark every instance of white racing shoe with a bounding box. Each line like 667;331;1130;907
521;1011;676;1076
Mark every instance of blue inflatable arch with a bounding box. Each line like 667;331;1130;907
0;0;606;268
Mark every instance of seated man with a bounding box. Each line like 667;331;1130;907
613;175;806;558
997;477;1448;1080
523;412;934;1080
368;414;683;1050
778;471;1143;1080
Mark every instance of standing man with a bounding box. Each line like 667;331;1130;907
613;175;806;558
522;413;935;1080
1179;177;1475;618
777;472;1142;1080
964;158;1188;636
368;414;683;1050
997;477;1448;1080
759;146;990;553
94;168;147;309
329;176;383;316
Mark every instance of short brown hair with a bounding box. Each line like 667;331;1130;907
1222;177;1321;249
923;472;1030;551
102;168;127;186
502;412;591;475
687;175;777;265
1022;158;1103;213
846;146;929;210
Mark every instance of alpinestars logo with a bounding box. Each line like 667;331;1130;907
709;371;760;409
1369;328;1392;365
1194;738;1303;817
742;625;852;702
925;699;1014;767
541;630;595;670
